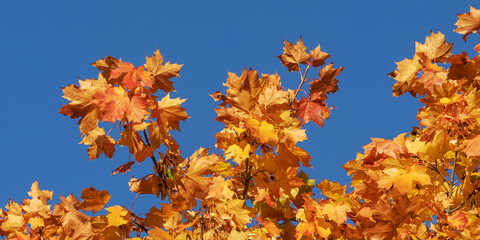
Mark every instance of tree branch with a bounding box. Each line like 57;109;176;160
290;64;311;104
447;190;477;213
242;157;252;203
142;130;171;201
447;140;460;213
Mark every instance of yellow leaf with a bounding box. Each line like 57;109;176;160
106;206;129;227
377;165;431;194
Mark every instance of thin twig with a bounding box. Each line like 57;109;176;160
142;130;172;201
447;140;460;213
290;64;311;104
447;190;477;213
428;163;449;183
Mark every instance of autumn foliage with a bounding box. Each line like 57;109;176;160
4;6;480;240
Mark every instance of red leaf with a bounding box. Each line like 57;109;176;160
296;93;332;127
111;161;135;175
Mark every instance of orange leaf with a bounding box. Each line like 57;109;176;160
309;63;343;97
94;86;148;123
277;38;311;72
309;44;331;67
257;217;280;237
110;61;151;89
448;211;468;230
79;187;111;214
455;5;480;40
80;127;116;160
150;94;189;131
463;135;480;157
129;174;161;197
415;31;453;62
296;93;331;127
145;49;183;93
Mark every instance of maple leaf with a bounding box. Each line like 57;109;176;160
418;70;447;93
80;127;116;160
111;161;135;175
258;86;289;110
129;174;161;197
257;217;280;237
277;38;311;72
79;187;111;214
296;93;332;127
110;61;151;89
309;63;343;98
228;229;250;240
177;149;218;198
145;49;183;93
27;181;53;203
463;135;480;157
94;85;148;123
55;194;95;239
455;6;480;40
277;143;311;167
150;94;189;131
60;77;106;135
309;44;331;67
390;57;422;96
118;124;152;163
448;211;468;230
22;197;51;218
377;165;431;194
282;126;307;144
106;206;130;227
317;179;346;200
149;227;174;240
206;176;235;200
244;117;278;144
91;56;122;84
0;201;24;232
362;134;409;166
216;199;251;228
225;140;251;164
321;201;351;224
415;31;453;62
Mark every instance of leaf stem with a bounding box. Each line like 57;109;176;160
290;64;311;104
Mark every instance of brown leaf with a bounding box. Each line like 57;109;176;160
309;44;331;67
80;127;116;160
309;63;343;98
129;174;162;197
277;38;311;71
111;161;135;175
455;5;480;40
79;187;111;214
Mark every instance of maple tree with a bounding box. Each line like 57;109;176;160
4;5;480;240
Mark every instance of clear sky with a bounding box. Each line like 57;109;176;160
1;1;477;212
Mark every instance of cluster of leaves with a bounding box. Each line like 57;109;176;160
4;5;480;240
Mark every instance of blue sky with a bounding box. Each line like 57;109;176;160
1;1;477;212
